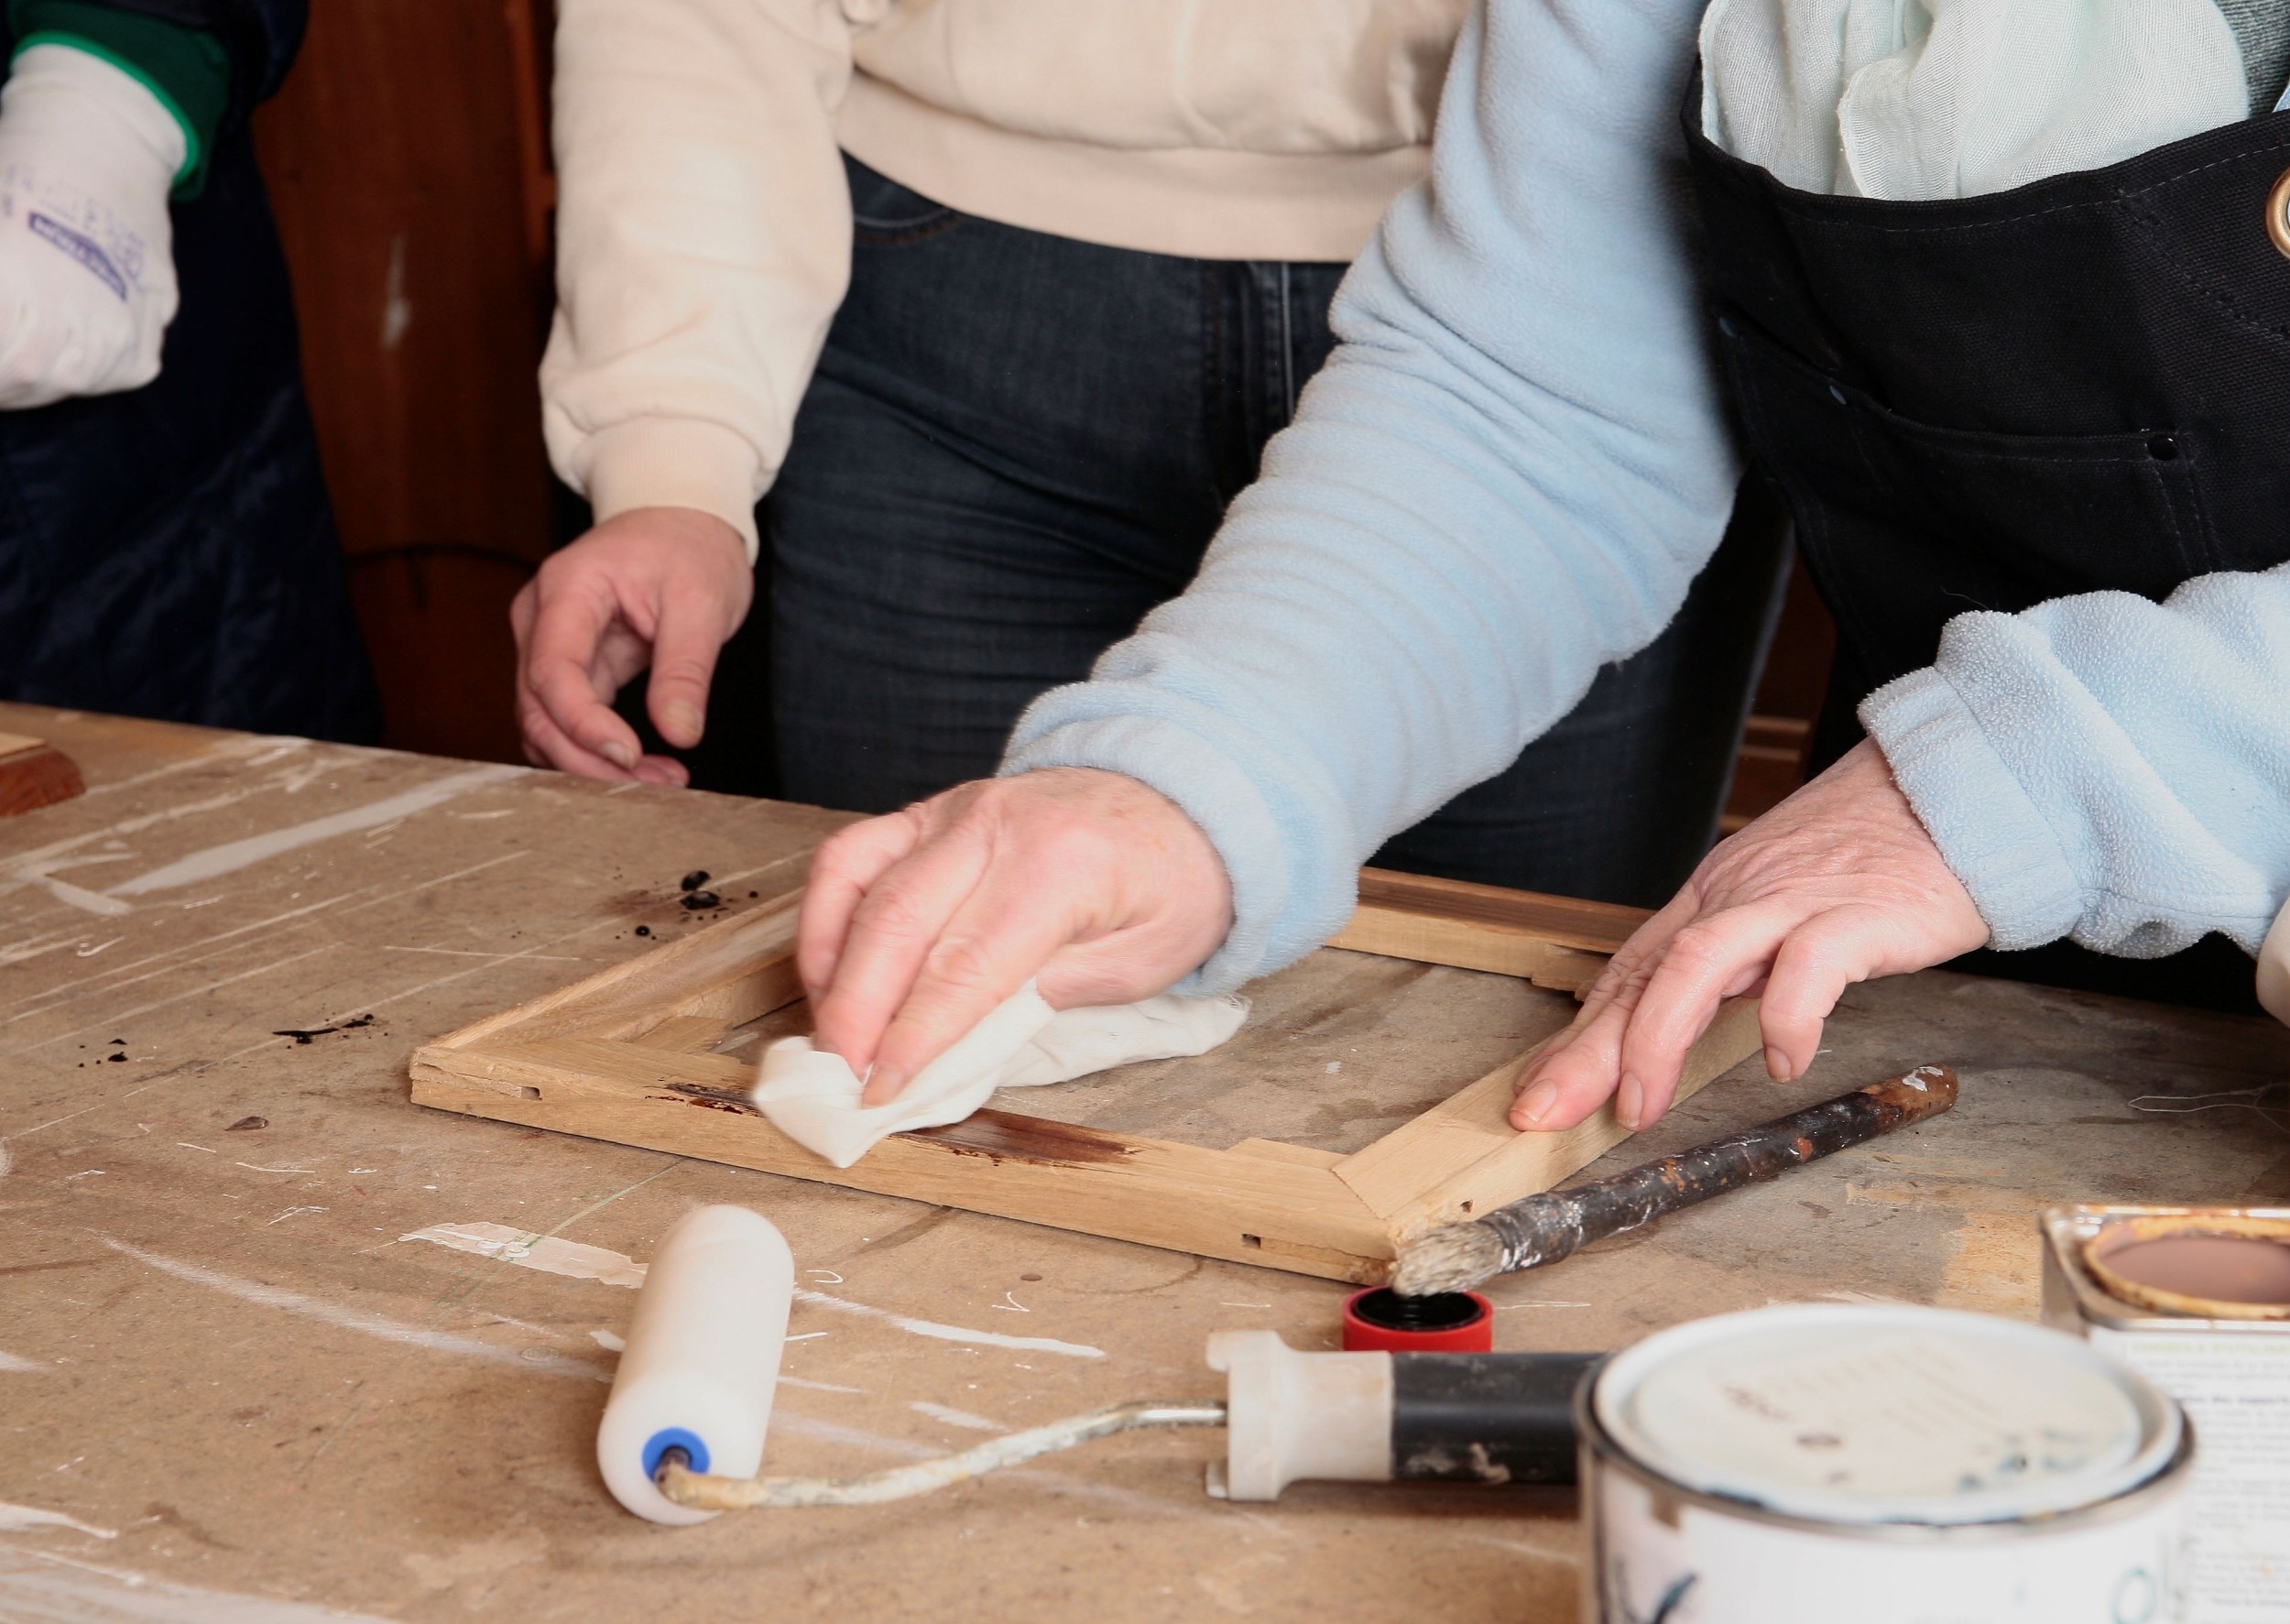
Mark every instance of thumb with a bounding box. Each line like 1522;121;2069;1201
646;588;729;750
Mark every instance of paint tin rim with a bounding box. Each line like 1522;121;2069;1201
2082;1212;2290;1323
1587;1304;2185;1528
1576;1385;2197;1547
2045;1204;2290;1334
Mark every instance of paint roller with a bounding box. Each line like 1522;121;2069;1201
596;1204;1597;1522
594;1204;794;1525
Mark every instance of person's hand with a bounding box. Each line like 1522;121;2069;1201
0;45;183;409
1511;738;1989;1134
510;507;751;785
798;768;1233;1105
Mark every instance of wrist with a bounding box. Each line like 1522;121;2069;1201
8;3;228;194
1859;668;2072;951
567;420;764;563
590;505;750;576
998;725;1282;994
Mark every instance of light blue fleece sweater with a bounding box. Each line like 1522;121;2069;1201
1000;0;2290;990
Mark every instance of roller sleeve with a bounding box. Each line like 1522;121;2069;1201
596;1205;794;1524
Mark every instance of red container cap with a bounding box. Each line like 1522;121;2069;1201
1342;1287;1495;1353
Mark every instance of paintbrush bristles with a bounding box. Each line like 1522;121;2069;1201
1390;1219;1507;1297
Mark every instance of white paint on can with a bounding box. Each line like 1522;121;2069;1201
1579;1304;2194;1623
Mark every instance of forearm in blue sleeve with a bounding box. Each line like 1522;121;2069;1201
1002;0;1743;991
1863;564;2290;959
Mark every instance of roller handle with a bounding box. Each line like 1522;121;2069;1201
1479;1064;1958;1274
1391;1351;1598;1486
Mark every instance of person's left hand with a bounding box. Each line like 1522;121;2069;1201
1511;738;1990;1134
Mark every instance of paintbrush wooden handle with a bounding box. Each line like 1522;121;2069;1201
1476;1064;1958;1275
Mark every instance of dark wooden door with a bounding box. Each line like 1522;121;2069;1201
254;0;558;765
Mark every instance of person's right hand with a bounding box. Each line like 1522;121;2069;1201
798;768;1234;1106
511;506;751;785
0;45;184;409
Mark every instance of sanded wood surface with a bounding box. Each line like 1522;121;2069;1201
5;704;2287;1624
1335;999;1765;1229
998;950;1576;1153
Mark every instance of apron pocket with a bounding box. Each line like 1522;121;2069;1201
1719;311;2218;604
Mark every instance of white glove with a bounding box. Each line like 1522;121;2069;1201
0;43;185;409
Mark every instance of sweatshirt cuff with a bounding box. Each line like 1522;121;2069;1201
1859;666;2082;952
10;2;228;195
1000;714;1304;995
580;418;763;561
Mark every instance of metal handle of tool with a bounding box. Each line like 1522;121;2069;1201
656;1399;1228;1510
1478;1063;1957;1276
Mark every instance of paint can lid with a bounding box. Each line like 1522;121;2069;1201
1592;1304;2181;1526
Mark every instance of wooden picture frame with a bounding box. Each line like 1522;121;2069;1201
0;731;83;816
409;867;1761;1284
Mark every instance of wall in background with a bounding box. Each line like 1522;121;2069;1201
253;0;557;765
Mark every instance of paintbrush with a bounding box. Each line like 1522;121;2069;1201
1390;1063;1959;1297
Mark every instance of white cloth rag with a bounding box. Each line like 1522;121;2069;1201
0;44;183;408
751;982;1251;1168
1701;0;2250;200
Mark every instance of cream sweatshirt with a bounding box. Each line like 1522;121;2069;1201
539;0;1469;556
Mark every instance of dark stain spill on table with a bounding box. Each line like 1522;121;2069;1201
272;1014;376;1044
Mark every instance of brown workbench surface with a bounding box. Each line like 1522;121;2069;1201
3;705;2285;1622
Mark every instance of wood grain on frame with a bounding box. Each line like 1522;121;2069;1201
1333;997;1762;1231
1329;867;1639;992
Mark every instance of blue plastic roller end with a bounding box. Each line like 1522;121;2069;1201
643;1426;711;1478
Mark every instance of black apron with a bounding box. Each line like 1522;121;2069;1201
1685;90;2290;1009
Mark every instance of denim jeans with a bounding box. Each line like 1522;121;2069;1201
716;157;1787;909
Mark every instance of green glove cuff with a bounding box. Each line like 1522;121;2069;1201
9;1;231;196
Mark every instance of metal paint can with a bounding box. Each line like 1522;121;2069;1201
1576;1303;2194;1623
2041;1204;2290;1620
